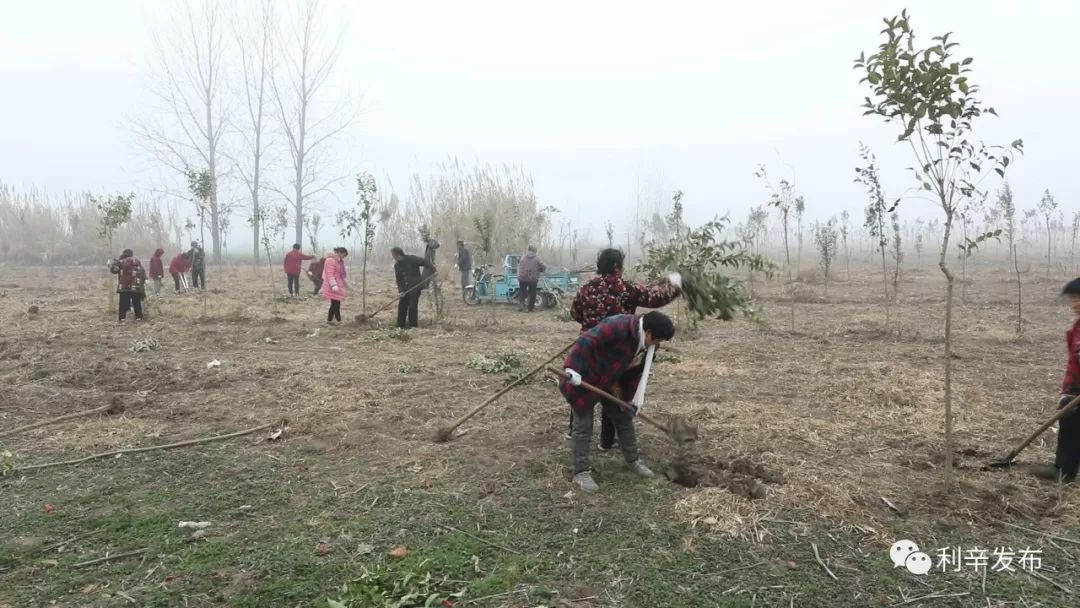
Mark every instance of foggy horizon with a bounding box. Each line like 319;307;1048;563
2;0;1078;249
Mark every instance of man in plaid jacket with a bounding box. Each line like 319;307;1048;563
566;248;681;448
560;311;676;492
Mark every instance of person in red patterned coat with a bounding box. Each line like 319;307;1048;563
566;248;681;446
1045;278;1080;482
559;311;676;492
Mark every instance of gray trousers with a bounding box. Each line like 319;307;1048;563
571;403;639;474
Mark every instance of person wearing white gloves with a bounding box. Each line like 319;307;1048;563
560;311;676;492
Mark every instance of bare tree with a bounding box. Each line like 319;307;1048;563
230;0;275;264
271;0;354;247
133;0;229;263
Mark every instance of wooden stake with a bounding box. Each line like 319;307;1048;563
12;421;278;474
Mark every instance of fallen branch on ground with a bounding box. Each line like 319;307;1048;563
891;591;970;607
73;548;148;568
10;421;278;474
810;543;838;581
437;523;522;555
0;401;125;439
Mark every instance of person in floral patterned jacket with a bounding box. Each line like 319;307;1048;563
566;248;681;446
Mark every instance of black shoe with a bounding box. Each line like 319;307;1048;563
598;441;619;452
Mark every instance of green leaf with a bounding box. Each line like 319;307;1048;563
327;600;347;608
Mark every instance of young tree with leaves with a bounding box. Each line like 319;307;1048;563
839;209;851;281
814;218;840;296
890;211;904;295
794;195;806;274
96;193;135;311
855;10;1022;488
605;221;615;248
336;172;379;311
757;166;800;330
1038;190;1058;280
1070;211;1080;273
855;143;895;320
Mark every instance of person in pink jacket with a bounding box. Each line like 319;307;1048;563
321;247;349;324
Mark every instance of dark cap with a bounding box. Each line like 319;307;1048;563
1063;278;1080;296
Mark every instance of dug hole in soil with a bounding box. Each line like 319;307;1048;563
666;450;784;500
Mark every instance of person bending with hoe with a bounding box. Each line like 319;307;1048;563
307;255;326;295
168;251;192;293
567;248;682;447
561;311;675;492
1036;278;1080;483
392;246;435;329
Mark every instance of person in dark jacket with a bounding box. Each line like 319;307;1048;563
109;249;147;322
168;252;192;293
516;245;547;312
283;243;315;296
392;246;435;329
456;240;472;299
186;241;206;290
560;311;675;492
566;248;682;446
307;256;326;295
148;248;165;295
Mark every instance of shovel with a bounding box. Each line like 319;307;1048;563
355;275;434;323
433;338;579;442
545;367;697;444
987;394;1080;468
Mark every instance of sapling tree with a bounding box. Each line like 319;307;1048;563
814;218;840;296
890;211;904;295
757;165;799;330
605;221;615;248
915;233;924;266
186;168;213;252
855;10;1023;489
336;172;379;311
474;212;495;319
1070;211;1080;273
996;182;1016;256
305;213;323;255
95;193;135;311
635;216;774;331
840;209;851;281
956;192;989;302
1038;189;1058;280
855;143;897;320
794;195;806;274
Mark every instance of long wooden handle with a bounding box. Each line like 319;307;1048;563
442;339;578;433
546;367;669;433
1005;394;1080;461
369;275;434;317
0;402;117;439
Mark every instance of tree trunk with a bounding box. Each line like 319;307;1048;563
880;245;890;324
938;210;956;492
1047;220;1053;281
1014;244;1023;336
362;250;368;312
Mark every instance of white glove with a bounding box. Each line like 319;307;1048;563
666;272;683;289
564;368;582;386
330;285;339;293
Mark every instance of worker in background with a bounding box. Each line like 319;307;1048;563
307;255;326;295
148;248;165;295
456;240;472;300
284;243;315;297
392;246;435;329
516;245;547;312
187;241;206;290
168;251;192;293
109;249;147;322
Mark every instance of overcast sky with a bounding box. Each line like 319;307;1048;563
1;0;1077;243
